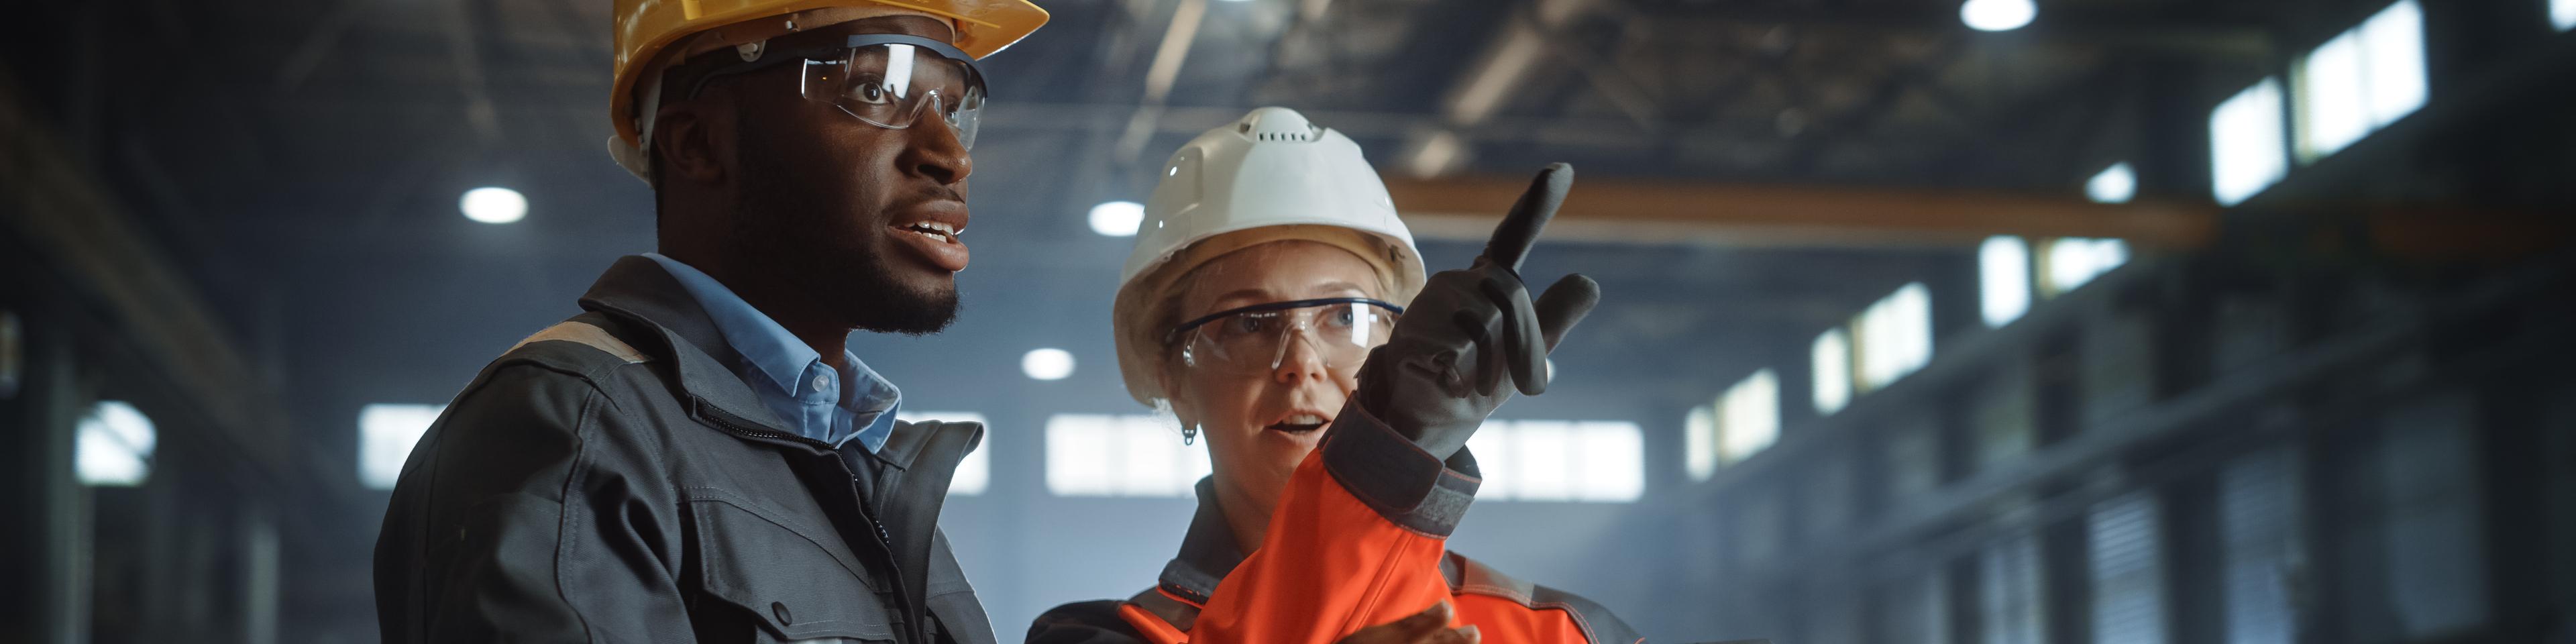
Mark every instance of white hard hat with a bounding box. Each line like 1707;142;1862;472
1112;107;1428;407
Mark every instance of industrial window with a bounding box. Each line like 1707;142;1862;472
1980;236;2033;327
1464;420;1644;502
2039;237;2130;297
359;404;444;490
2090;492;2167;644
76;400;156;486
1854;282;1933;393
1813;329;1854;415
899;411;990;496
2294;1;2428;161
1707;369;1782;470
1980;532;2046;644
2557;0;2575;30
2086;162;2137;204
2210;78;2289;207
2220;448;2301;644
1043;414;1208;497
1684;406;1720;482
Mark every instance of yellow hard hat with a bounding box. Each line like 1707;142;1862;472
608;0;1047;152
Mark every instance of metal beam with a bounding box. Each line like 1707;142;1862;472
1385;174;2220;248
1399;0;1601;177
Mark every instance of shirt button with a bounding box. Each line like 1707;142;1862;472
812;374;830;393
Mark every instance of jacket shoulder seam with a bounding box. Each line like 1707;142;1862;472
512;319;651;364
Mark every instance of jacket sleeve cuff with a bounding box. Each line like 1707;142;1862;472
1319;400;1481;537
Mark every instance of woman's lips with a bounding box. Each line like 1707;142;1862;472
1265;412;1330;433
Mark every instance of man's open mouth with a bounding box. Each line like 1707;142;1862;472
897;220;961;243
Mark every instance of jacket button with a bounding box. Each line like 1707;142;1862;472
771;601;792;626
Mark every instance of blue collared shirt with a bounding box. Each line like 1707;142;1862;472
645;253;900;452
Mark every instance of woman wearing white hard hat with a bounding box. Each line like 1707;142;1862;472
1029;108;1636;644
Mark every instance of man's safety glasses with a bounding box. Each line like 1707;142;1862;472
1165;298;1406;376
676;34;987;149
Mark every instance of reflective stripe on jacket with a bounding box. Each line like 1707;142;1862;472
1028;404;1640;644
374;255;994;644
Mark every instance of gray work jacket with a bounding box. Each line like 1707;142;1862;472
374;255;993;644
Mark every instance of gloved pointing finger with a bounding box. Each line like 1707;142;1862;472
1480;163;1572;274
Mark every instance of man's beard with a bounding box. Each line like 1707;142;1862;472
729;119;961;335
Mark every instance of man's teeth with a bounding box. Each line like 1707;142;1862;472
1284;414;1326;425
900;221;961;241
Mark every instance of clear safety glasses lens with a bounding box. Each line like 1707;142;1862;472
1175;300;1402;375
799;42;985;149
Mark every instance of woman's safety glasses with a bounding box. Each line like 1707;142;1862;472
1165;298;1406;376
678;34;987;149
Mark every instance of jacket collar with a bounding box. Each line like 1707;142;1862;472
1156;476;1248;604
577;254;800;439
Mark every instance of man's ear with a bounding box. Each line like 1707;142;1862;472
652;101;729;186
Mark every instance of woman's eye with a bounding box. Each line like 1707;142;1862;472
1229;315;1271;335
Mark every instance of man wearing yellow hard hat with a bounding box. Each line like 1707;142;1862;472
373;1;1044;643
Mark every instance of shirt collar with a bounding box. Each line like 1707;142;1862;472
643;254;828;394
643;253;902;451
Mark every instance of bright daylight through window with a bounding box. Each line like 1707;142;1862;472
900;411;991;495
2042;237;2131;297
1854;283;1933;394
2210;78;2288;207
1718;370;1781;466
76;400;156;487
1044;414;1210;497
360;404;445;490
1684;407;1720;482
1813;329;1853;415
1981;236;2032;327
1689;369;1782;482
1465;420;1646;502
2295;1;2427;161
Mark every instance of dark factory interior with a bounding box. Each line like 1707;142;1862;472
3;0;2574;642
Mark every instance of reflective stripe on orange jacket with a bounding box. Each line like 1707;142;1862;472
1028;405;1639;644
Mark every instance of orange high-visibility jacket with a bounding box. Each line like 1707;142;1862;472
1029;405;1640;644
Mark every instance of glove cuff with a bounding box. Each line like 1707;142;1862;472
1320;400;1482;537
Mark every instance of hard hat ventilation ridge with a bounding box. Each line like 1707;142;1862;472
1235;107;1326;143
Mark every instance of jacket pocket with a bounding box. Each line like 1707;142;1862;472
690;492;898;643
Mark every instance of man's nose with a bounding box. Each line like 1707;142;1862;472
902;107;972;185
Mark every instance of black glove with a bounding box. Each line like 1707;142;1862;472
1352;163;1602;462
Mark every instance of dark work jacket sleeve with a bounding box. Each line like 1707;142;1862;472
375;363;694;643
